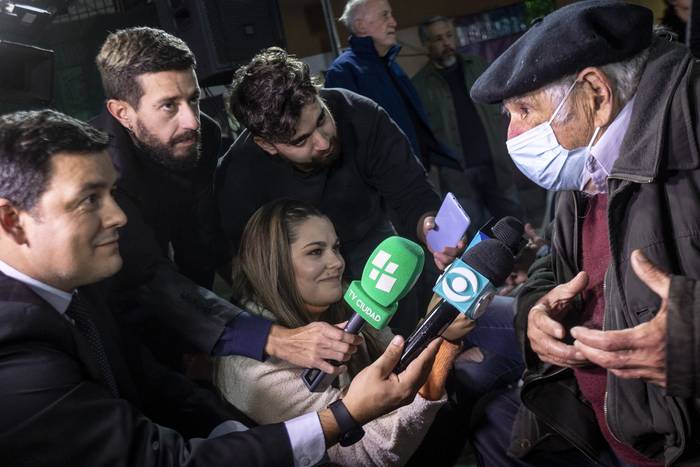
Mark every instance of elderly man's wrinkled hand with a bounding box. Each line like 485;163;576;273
572;250;669;388
527;271;590;367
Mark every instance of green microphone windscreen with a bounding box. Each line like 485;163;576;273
343;236;423;330
360;236;424;307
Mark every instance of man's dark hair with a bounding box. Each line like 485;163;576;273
418;15;452;44
226;47;321;143
0;109;110;211
96;27;196;107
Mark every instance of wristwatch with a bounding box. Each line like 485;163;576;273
328;399;365;446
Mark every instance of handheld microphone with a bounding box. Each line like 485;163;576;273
491;216;528;256
394;236;516;374
466;216;526;254
302;236;424;392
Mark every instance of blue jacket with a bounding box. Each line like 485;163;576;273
325;35;461;170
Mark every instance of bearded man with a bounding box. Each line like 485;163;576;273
91;27;363;376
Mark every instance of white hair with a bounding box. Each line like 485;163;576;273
543;47;650;125
339;0;372;33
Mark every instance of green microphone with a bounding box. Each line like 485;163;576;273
302;236;425;391
343;236;424;330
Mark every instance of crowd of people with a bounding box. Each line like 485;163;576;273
0;0;698;466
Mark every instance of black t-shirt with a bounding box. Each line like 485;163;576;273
439;61;492;168
215;88;440;258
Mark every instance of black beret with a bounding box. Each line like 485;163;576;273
470;0;653;104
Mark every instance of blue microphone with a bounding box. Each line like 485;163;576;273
393;217;524;373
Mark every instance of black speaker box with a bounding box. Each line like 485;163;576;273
155;0;286;87
0;41;54;105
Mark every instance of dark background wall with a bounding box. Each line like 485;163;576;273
49;3;160;120
281;0;523;58
0;2;160;118
0;0;666;119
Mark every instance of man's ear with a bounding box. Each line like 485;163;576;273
106;99;136;131
253;136;279;156
578;67;616;129
0;200;27;245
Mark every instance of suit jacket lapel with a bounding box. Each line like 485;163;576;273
75;283;143;403
0;272;140;401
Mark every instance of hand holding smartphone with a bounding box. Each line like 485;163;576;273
426;193;470;253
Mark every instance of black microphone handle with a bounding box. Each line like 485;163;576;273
344;312;366;334
301;313;366;392
393;299;459;374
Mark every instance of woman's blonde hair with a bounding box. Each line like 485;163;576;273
231;199;384;374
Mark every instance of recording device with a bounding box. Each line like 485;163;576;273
426;192;471;253
466;216;526;253
490;216;528;255
466;217;498;249
393;238;513;373
393;217;525;374
302;236;424;392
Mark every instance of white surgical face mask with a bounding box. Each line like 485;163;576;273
506;81;600;191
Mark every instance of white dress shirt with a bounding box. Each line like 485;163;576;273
0;259;72;313
580;95;636;194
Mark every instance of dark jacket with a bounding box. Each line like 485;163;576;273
325;35;461;170
411;54;517;191
215;88;440;263
90;111;269;359
0;274;293;466
512;39;700;465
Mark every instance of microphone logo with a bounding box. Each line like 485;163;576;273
368;250;400;293
433;258;492;316
441;267;480;303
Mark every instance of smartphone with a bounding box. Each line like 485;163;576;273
426;193;470;253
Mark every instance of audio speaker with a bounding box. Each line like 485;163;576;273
155;0;286;87
0;41;54;105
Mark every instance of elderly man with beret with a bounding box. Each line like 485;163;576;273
467;1;700;466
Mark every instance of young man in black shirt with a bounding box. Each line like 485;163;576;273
216;47;459;333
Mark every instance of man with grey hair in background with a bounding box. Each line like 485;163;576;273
412;16;523;236
325;0;461;174
466;1;700;466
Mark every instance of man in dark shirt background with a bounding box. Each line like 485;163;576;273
412;16;523;234
216;47;457;335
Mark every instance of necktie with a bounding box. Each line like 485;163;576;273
66;293;120;397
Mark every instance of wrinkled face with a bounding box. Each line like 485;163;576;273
130;69;202;171
262;98;339;171
503;86;594;150
290;216;345;313
360;0;397;55
425;20;457;68
20;151;127;291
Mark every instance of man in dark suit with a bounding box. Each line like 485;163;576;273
0;109;440;466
